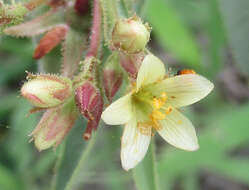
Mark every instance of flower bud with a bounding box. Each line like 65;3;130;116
75;81;103;140
112;16;150;54
103;53;123;102
21;73;72;108
33;25;68;59
0;3;28;30
31;99;78;151
74;0;90;15
119;52;145;79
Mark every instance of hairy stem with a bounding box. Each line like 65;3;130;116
25;0;48;11
86;0;101;58
100;0;118;45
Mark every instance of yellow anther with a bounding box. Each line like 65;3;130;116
131;82;136;88
152;98;163;109
137;122;152;136
151;110;166;120
160;92;168;102
165;106;173;115
151;119;162;130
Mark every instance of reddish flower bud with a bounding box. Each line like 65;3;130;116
103;70;122;102
21;73;72;108
33;25;68;59
75;82;103;140
31;99;78;151
103;53;123;102
119;52;145;79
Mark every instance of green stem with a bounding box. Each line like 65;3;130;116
64;132;98;190
132;138;161;190
100;0;119;45
151;139;161;190
121;0;133;17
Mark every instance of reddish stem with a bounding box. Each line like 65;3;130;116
86;0;101;57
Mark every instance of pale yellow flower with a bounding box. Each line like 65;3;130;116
101;54;214;171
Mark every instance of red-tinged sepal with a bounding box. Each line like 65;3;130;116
33;25;68;59
74;0;90;15
119;52;145;79
75;81;103;140
103;70;122;102
103;53;123;102
21;73;73;108
31;98;78;151
4;9;64;37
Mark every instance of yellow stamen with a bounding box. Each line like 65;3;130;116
152;119;162;130
152;98;163;109
131;82;136;87
160;92;168;102
151;110;166;120
137;122;152;136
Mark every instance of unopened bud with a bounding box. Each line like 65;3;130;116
112;16;150;54
33;25;68;59
74;0;90;15
21;73;72;108
75;81;103;140
119;52;145;79
31;99;78;151
103;53;123;102
0;3;28;30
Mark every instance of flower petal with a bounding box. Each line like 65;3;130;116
121;118;151;171
154;74;214;107
157;108;199;151
136;54;165;91
101;93;133;125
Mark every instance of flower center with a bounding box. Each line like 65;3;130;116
136;92;173;135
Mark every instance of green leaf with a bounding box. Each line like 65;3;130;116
0;93;18;117
146;0;201;69
133;140;160;190
7;99;38;173
0;164;23;190
218;0;249;76
212;158;249;185
0;37;34;85
33;151;56;178
52;118;98;190
206;0;225;77
184;173;199;190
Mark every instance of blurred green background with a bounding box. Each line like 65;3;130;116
1;0;249;189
